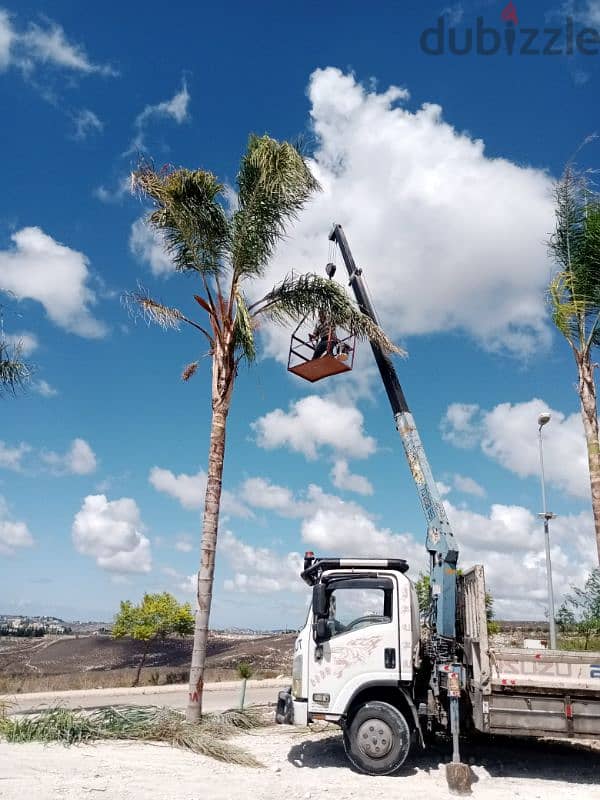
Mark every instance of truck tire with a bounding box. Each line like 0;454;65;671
343;701;411;776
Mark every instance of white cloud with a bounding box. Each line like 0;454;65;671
256;68;554;360
0;227;107;338
301;502;426;571
241;477;295;512
442;3;464;25
330;459;373;495
72;494;151;573
0;11;116;76
129;217;173;276
453;473;486;497
33;379;58;398
585;0;600;25
220;480;428;594
94;175;130;204
174;535;194;553
436;481;451;497
0;441;30;471
3;331;37;356
221;531;304;594
72;109;103;141
563;1;600;26
241;479;371;521
177;573;197;594
149;466;252;518
42;438;97;475
135;80;190;125
440;403;481;448
217;467;597;616
128;79;190;153
252;395;376;460
446;499;595;618
0;495;33;554
442;398;589;499
0;10;14;70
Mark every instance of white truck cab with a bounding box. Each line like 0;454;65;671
278;554;425;775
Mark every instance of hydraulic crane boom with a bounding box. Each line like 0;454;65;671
329;224;459;640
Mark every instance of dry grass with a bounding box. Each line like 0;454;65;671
558;635;600;651
0;667;281;695
0;705;267;766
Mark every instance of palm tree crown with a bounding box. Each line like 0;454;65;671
128;135;400;368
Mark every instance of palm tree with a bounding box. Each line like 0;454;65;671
548;159;600;564
128;135;400;722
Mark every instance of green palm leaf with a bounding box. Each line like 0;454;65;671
132;166;230;276
252;272;404;355
232;135;321;281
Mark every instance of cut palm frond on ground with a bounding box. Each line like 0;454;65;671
0;705;266;766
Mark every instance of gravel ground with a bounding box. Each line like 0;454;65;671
0;724;598;799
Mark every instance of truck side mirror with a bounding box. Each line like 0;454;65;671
314;618;331;642
313;584;328;617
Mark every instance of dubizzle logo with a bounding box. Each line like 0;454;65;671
420;3;600;56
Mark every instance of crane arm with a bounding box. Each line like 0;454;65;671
329;224;458;640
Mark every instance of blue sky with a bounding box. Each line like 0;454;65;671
1;0;600;627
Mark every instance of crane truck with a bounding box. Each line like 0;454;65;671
275;224;600;776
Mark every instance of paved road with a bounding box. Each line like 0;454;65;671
1;678;287;714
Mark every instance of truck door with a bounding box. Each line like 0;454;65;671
308;576;400;717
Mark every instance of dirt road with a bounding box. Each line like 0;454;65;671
1;678;285;714
0;723;598;800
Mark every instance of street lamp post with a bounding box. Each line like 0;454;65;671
537;412;557;650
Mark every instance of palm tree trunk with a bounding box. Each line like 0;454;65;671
186;347;234;722
575;348;600;564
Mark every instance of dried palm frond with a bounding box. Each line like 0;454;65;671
123;289;186;330
0;705;265;766
182;361;199;381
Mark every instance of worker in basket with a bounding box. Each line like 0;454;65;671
309;309;339;360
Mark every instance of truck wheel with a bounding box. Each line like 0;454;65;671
343;701;411;776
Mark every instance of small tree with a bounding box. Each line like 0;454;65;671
113;592;194;686
556;603;577;632
414;573;431;613
559;568;600;649
237;661;253;710
485;592;500;636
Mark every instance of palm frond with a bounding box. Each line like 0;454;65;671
231;135;320;282
548;162;600;350
0;705;266;767
124;289;185;330
253;272;404;355
232;289;256;362
0;340;32;396
123;288;213;343
548;272;578;344
132;164;231;276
